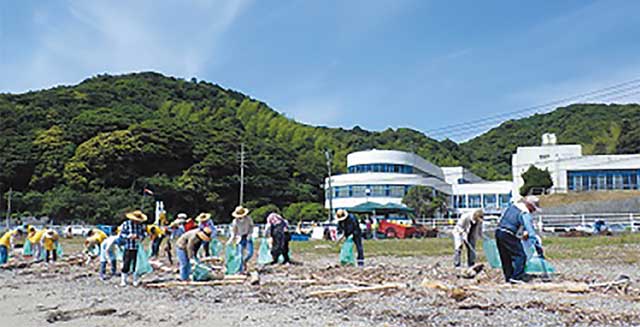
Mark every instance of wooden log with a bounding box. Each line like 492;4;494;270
308;283;405;297
514;282;590;293
144;280;245;288
335;278;372;287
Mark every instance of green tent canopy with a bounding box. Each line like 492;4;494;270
347;201;414;214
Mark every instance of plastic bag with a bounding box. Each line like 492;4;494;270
192;263;214;281
225;243;242;275
482;237;502;268
134;244;153;275
56;242;64;258
523;243;555;274
209;239;223;257
23;239;32;256
257;238;273;265
339;236;356;266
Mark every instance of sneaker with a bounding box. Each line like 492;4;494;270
508;278;526;285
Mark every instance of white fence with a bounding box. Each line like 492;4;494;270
416;213;640;234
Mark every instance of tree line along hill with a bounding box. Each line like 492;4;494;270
1;72;639;224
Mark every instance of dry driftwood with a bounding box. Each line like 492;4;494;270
145;279;245;288
308;283;405;297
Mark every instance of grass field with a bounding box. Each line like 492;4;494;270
56;233;640;264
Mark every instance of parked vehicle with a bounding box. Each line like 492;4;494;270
377;219;437;239
68;225;91;236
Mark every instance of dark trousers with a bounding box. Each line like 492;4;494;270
45;250;57;263
165;240;173;264
202;241;210;257
270;232;290;264
151;236;163;257
122;249;138;274
353;234;365;266
495;229;526;282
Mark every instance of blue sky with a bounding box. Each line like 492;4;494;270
2;0;640;140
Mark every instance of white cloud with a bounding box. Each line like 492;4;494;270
2;0;251;93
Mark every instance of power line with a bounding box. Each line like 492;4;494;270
425;78;640;139
432;85;640;140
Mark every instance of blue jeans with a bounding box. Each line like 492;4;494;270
239;237;254;271
0;245;7;264
177;248;191;281
495;229;526;282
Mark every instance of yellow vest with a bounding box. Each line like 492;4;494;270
0;230;16;248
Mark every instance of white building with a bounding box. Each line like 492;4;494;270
325;149;513;216
512;134;640;200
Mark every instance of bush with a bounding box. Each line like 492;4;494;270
283;202;326;224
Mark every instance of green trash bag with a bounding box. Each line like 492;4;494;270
56;242;64;258
257;238;272;265
523;244;556;274
134;244;153;275
209;239;223;257
339;236;356;266
23;239;32;256
225;243;242;275
192;263;214;281
482;237;502;268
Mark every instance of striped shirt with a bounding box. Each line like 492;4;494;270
119;220;146;250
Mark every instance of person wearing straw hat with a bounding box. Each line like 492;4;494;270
166;218;186;265
228;206;254;272
41;229;60;264
335;209;365;267
495;195;544;283
196;213;216;257
453;209;484;268
176;227;213;281
118;210;147;287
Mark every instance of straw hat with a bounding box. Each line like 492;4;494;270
231;206;249;218
197;227;212;242
196;213;211;223
44;229;57;238
125;210;148;222
335;209;349;222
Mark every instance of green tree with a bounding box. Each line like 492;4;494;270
283;202;325;224
519;165;553;196
252;204;280;224
402;186;446;217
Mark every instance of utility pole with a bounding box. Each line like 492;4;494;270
5;188;12;229
239;143;245;206
325;149;333;222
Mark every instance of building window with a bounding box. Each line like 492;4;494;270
468;194;481;208
483;194;497;209
567;170;640;192
499;193;511;208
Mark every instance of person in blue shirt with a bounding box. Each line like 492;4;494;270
495;196;544;283
335;209;364;267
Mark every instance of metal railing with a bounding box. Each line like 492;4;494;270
416;213;640;234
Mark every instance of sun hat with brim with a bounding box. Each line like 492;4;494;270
232;206;250;218
44;230;56;238
126;210;148;222
335;209;349;222
196;213;211;223
523;195;542;212
197;227;212;242
177;213;187;219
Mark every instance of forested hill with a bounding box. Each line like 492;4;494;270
3;72;639;224
0;72;467;224
460;104;640;180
